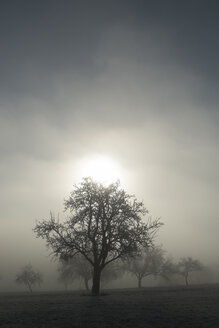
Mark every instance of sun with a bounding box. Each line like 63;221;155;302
76;154;123;185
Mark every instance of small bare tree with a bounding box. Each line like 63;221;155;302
125;247;164;288
177;257;203;286
58;254;123;291
159;257;179;284
58;254;92;291
100;262;123;286
15;264;43;293
57;259;78;290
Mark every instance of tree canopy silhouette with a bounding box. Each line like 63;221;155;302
34;178;162;295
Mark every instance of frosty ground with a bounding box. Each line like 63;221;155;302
0;285;219;327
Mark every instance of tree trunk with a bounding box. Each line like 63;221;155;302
92;266;101;296
185;273;189;286
138;277;142;289
27;282;33;293
84;278;90;291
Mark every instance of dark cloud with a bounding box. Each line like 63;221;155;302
1;0;219;106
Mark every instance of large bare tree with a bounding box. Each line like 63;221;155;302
34;178;162;295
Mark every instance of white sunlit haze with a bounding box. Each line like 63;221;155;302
75;154;125;185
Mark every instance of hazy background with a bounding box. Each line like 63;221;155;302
1;0;219;291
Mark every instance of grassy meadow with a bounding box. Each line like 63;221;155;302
0;285;219;327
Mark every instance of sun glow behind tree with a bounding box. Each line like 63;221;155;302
75;154;125;185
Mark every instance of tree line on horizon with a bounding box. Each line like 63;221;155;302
10;250;204;293
57;249;204;291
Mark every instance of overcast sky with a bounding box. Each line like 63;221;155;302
1;0;219;289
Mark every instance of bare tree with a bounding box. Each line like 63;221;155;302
57;259;78;290
58;254;92;291
15;264;43;293
177;257;203;286
101;261;123;286
34;178;162;295
159;257;179;284
125;247;164;288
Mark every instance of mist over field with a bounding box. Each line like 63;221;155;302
1;0;219;293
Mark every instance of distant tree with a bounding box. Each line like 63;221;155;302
177;257;203;286
159;257;179;284
125;247;164;288
57;259;78;290
58;254;123;291
101;261;123;286
34;178;162;295
15;264;43;293
58;254;92;291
